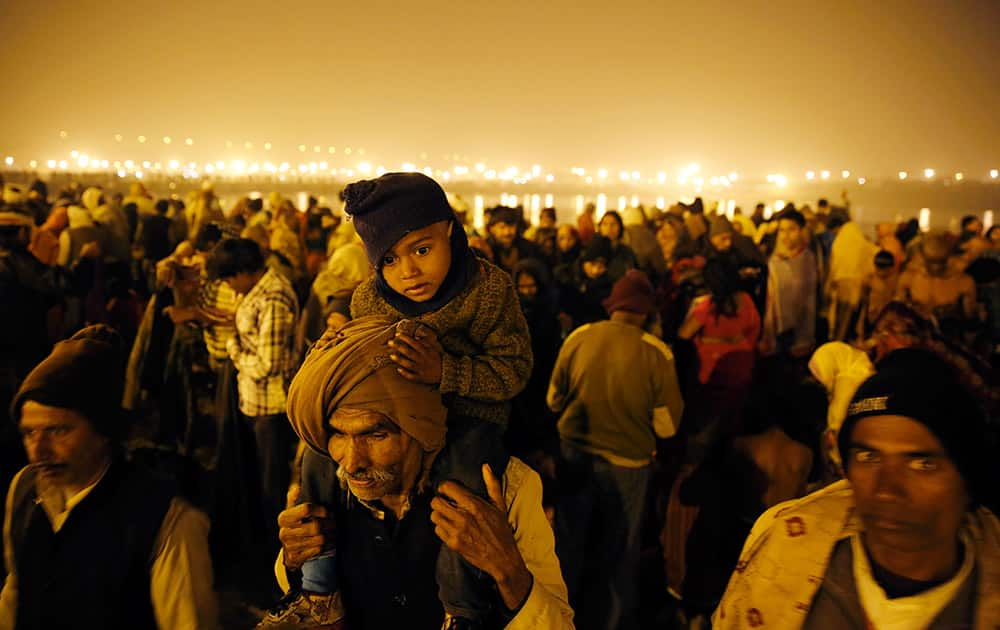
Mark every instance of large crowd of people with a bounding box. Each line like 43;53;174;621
0;172;998;629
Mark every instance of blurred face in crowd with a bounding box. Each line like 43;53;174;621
381;220;453;303
540;209;556;229
328;408;422;504
987;226;1000;246
582;258;608;280
516;272;539;299
964;219;983;236
709;232;732;252
846;415;968;578
598;215;622;242
871;311;921;362
20;401;111;494
224;270;261;296
875;265;896;281
656;221;678;248
557;226;578;253
489;220;518;248
777;218;804;254
922;253;949;278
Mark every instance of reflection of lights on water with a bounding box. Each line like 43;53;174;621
473;195;485;229
919;208;931;232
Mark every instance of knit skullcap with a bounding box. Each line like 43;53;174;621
839;348;996;509
11;325;128;439
344;173;455;269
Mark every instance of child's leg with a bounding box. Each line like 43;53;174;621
298;447;340;594
433;418;510;621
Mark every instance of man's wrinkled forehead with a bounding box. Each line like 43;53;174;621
328;407;400;434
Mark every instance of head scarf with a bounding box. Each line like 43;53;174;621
287;316;448;487
312;241;372;306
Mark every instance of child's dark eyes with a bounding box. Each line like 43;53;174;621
415;246;431;256
382;254;397;266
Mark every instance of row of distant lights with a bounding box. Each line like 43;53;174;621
7;145;1000;186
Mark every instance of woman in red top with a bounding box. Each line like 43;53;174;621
679;259;761;385
678;258;761;461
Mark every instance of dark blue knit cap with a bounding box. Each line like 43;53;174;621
839;348;995;509
344;172;455;269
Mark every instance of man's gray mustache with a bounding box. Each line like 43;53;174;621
336;465;398;485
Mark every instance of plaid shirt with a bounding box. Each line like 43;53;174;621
228;268;299;416
199;278;238;370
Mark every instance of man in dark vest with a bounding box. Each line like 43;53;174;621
0;325;218;629
261;316;573;630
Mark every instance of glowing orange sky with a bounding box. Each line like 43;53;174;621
1;0;998;177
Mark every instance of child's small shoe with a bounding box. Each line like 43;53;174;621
255;590;346;629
